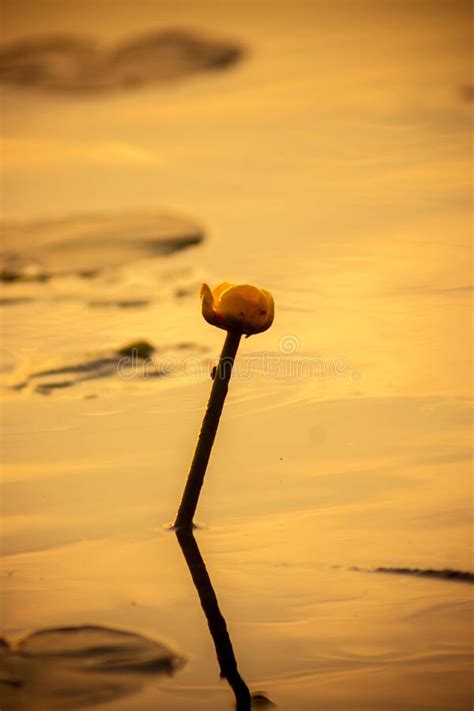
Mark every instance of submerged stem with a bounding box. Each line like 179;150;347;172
174;330;241;529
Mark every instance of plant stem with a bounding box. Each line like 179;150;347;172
174;330;241;529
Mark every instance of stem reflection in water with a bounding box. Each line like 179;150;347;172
176;528;252;710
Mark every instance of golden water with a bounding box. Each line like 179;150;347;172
1;1;472;709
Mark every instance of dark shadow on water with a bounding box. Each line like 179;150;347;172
0;624;184;709
373;566;474;584
176;528;275;709
0;210;204;284
0;30;243;95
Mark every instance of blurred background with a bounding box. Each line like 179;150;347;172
1;1;472;709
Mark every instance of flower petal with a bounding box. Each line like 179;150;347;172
212;282;234;301
200;283;221;328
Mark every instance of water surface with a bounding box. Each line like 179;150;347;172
1;1;472;709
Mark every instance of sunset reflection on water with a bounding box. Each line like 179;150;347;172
0;1;472;709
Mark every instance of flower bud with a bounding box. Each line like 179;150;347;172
201;282;274;336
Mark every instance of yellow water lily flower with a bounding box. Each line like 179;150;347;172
201;282;274;336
